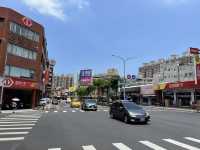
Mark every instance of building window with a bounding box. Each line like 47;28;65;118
5;65;35;79
7;43;37;60
10;22;39;42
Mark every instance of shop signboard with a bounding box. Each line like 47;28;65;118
79;69;92;86
140;85;155;96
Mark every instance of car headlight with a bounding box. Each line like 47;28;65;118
129;112;137;117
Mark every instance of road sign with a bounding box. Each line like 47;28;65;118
127;75;131;79
127;74;136;80
1;78;14;87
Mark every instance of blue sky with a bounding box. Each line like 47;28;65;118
1;0;200;76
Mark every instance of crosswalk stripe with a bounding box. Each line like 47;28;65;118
0;118;38;121
9;115;41;118
112;143;132;150
82;145;96;150
63;111;67;112
72;110;76;112
0;127;32;130
0;137;24;142
163;138;200;150
0;132;29;135
139;141;167;150
0;121;37;123
54;111;58;113
45;111;49;113
0;124;35;127
184;137;200;143
48;148;61;150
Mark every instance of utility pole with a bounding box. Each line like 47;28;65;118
112;55;135;100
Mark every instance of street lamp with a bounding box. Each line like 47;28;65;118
112;54;135;101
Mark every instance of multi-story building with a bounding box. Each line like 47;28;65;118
53;75;74;90
139;61;161;79
46;59;56;97
0;7;48;109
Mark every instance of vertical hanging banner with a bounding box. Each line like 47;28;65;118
79;69;92;86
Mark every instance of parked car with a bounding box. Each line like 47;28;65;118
81;99;97;111
39;98;50;106
109;100;150;124
70;98;81;108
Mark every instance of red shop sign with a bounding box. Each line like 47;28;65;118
22;17;32;27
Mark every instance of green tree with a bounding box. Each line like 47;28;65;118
76;87;88;98
86;85;96;96
93;79;105;97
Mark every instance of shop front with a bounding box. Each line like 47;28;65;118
140;84;156;105
1;77;42;109
155;81;200;107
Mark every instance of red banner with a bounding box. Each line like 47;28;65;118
10;78;40;89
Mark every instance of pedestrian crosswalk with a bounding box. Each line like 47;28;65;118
44;109;109;113
0;112;42;142
48;136;200;150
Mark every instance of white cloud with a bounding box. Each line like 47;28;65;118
21;0;90;21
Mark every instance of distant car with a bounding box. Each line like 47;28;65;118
39;98;50;106
109;100;150;124
81;99;97;111
70;99;81;108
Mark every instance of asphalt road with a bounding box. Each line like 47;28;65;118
0;104;200;150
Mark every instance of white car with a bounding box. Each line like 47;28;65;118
39;98;50;106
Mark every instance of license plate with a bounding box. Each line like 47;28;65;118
140;118;145;122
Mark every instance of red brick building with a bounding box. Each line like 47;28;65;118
0;7;48;109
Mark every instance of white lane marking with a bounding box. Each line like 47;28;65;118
163;138;200;150
48;148;61;150
112;143;132;150
54;111;58;113
103;110;108;112
9;115;40;118
0;124;35;127
139;141;167;150
0;127;32;130
63;111;67;112
0;137;24;142
72;110;76;112
0;118;38;121
0;121;37;123
0;132;29;135
82;145;96;150
185;137;200;143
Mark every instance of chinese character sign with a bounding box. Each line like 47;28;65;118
79;69;92;86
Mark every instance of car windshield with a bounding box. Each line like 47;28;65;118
122;102;142;110
85;99;96;104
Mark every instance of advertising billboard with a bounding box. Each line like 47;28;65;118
79;69;92;86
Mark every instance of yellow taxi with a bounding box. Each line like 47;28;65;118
70;98;81;108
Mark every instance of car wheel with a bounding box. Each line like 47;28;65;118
143;121;148;125
124;115;129;124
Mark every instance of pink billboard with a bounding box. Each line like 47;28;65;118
80;69;92;86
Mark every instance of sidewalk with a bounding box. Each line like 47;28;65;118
142;105;197;112
0;109;37;114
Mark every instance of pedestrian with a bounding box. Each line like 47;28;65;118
12;101;17;113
